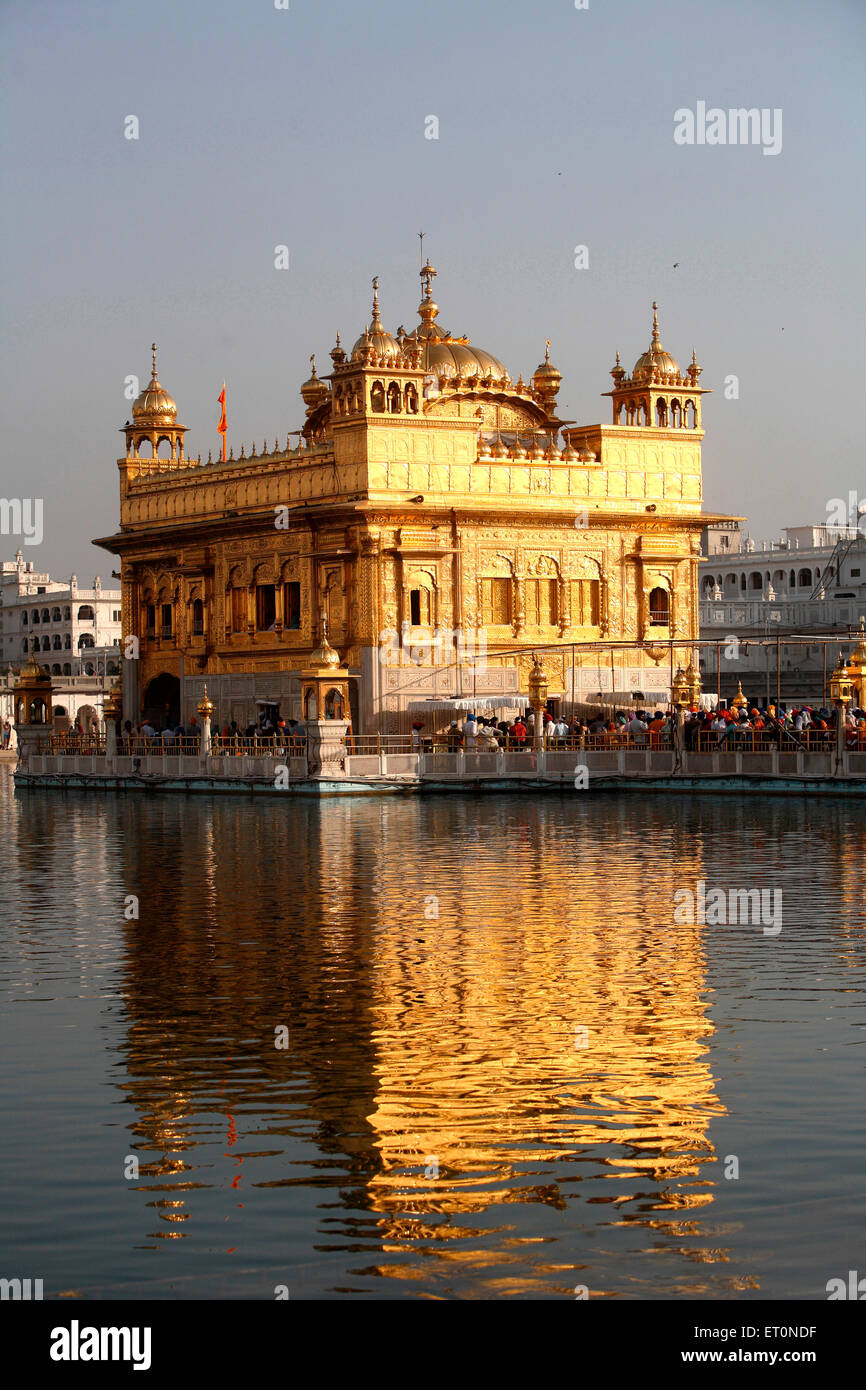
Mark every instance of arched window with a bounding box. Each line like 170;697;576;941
64;634;71;649
22;640;28;654
387;382;402;413
41;608;50;622
409;587;432;626
638;402;648;426
685;400;697;428
797;568;812;586
51;664;61;675
648;587;670;626
740;573;746;590
32;609;40;623
22;611;27;625
304;688;318;719
52;607;61;621
670;400;682;428
64;607;71;620
749;572;763;590
78;633;95;649
192;598;204;636
324;687;344;720
41;636;50;651
789;569;796;587
52;635;62;649
655;399;668;427
84;662;95;675
31;636;39;651
77;605;94;621
62;663;71;675
725;573;738;590
370;381;386;412
156;437;173;459
404;383;419;414
137;439;154;458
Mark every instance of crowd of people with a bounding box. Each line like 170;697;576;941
419;700;866;752
114;711;309;753
42;698;866;756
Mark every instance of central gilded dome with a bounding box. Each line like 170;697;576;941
405;260;509;384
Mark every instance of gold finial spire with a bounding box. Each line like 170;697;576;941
151;342;158;381
309;353;317;376
420;257;437;301
371;276;381;327
544;339;551;362
651;302;660;345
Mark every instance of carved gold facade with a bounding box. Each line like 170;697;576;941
95;268;726;730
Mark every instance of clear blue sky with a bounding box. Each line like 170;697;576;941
1;0;863;579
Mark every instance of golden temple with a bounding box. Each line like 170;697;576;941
95;266;725;730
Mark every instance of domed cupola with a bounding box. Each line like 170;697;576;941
405;260;509;384
300;355;329;415
351;278;402;363
532;341;562;415
123;344;188;463
632;303;681;382
132;344;179;425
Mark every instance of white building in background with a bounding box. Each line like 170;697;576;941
0;549;122;674
699;523;866;702
0;550;121;732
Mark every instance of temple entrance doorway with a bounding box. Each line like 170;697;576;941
143;673;180;728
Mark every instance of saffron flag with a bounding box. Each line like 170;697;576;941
217;383;227;460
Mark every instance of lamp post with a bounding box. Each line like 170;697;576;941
197;685;215;758
828;654;853;771
103;678;123;763
671;665;690;757
528;655;548;751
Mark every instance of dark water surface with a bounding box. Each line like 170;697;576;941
1;766;863;1300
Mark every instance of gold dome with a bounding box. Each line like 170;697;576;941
300;356;329;410
132;344;178;424
196;684;215;717
632;303;680;380
849;618;866;670
533;341;562;392
406;260;509;384
351;277;402;362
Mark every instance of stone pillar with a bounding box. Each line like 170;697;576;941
305;718;349;778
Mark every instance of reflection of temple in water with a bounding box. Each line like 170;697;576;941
54;787;861;1288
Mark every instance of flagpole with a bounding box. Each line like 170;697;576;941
218;381;227;462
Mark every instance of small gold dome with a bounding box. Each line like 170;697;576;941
533;341;562;393
351;276;402;361
561;440;579;462
132;344;178;424
196;684;215;717
632;303;680;380
849;619;866;670
300;356;328;410
308;636;342;670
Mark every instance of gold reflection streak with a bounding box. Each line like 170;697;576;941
362;841;725;1240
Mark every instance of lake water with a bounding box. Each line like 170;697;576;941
1;765;863;1300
